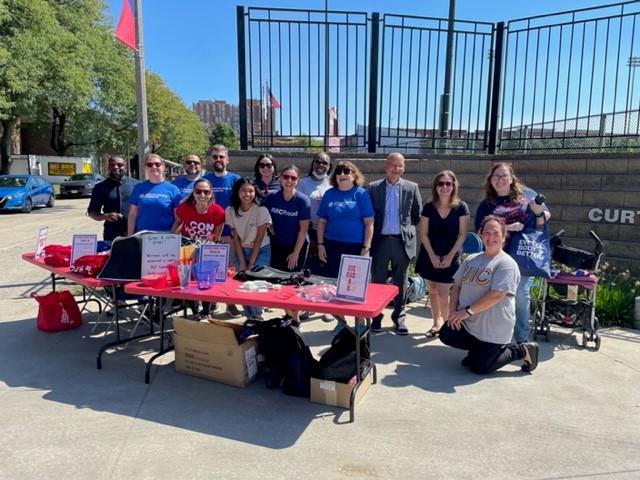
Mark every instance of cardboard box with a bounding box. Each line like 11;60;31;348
310;370;373;409
173;317;258;388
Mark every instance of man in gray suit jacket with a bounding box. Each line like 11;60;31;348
367;152;422;334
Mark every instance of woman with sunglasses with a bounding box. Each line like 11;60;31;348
127;154;182;235
298;152;332;275
171;178;224;242
263;165;311;325
415;170;470;338
475;162;550;345
316;160;374;334
253;153;280;196
225;177;272;320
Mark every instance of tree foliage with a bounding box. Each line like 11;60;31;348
209;122;239;150
0;0;208;174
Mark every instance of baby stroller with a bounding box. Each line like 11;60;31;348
532;230;604;350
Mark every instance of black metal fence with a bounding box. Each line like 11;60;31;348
237;1;640;154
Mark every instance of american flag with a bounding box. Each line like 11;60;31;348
268;88;280;109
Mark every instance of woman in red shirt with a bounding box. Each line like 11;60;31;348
172;178;225;242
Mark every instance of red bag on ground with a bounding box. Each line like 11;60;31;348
43;245;72;267
31;290;83;331
70;253;110;277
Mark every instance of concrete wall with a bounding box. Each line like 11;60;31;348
224;151;640;275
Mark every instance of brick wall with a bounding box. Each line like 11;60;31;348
225;151;640;275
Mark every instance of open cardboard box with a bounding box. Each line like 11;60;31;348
173;316;258;388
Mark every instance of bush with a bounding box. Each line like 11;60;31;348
594;263;638;328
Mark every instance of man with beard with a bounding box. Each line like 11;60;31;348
203;145;242;317
87;156;141;241
172;154;204;198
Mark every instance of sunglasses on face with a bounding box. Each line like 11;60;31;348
314;159;329;166
281;174;298;181
145;162;162;168
334;167;352;175
437;181;453;187
185;160;201;166
210;155;226;160
194;189;211;195
259;163;273;169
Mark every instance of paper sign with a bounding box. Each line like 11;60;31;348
35;226;48;257
336;254;372;303
141;233;181;276
71;234;97;266
196;243;229;282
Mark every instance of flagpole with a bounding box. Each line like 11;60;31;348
133;0;149;179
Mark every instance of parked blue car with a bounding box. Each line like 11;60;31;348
0;174;56;213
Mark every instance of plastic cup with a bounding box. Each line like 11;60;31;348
177;263;191;289
197;274;211;290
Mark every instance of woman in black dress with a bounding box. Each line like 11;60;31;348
415;171;470;337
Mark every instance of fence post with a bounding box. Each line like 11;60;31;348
236;6;248;150
367;12;380;153
487;21;505;154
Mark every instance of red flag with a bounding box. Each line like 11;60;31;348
115;0;136;50
268;89;280;109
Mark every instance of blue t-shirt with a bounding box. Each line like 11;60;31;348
203;171;241;236
316;186;375;243
129;180;182;232
172;175;201;199
263;190;311;245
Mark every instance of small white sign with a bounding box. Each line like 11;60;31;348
196;243;230;282
336;254;372;303
70;234;97;266
35;226;48;257
141;233;181;276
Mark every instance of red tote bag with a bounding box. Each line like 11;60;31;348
31;290;83;331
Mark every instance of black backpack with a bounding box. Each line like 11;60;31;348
244;317;317;397
313;326;371;383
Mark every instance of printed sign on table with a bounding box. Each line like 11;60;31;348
71;234;97;266
196;243;229;283
141;233;181;276
35;226;48;257
336;254;372;303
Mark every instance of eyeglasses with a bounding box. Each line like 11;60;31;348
491;174;510;181
194;189;211;195
210;154;226;160
185;160;201;166
145;162;162;168
259;163;273;169
108;163;126;168
314;159;329;166
437;181;453;187
334;167;352;175
281;174;298;181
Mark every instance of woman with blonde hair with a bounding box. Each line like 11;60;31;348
415;170;470;338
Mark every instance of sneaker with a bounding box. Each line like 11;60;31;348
394;319;409;336
371;314;383;333
226;304;242;318
299;311;310;320
521;342;539;372
332;323;344;336
321;314;333;323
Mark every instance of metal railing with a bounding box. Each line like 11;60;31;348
237;1;640;154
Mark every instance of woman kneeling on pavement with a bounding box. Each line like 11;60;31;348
439;215;539;374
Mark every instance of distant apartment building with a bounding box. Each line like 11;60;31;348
192;99;275;138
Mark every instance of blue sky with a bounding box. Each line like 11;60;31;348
105;0;621;108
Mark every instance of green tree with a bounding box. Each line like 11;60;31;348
209;122;239;150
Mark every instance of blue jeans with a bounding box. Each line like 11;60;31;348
514;275;532;343
233;244;271;318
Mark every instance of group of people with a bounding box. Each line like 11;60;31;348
87;148;549;375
